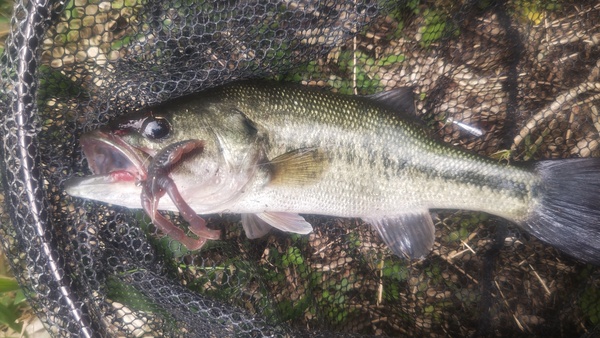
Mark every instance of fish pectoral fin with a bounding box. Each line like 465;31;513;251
255;212;313;234
241;213;272;239
364;211;435;260
268;148;328;186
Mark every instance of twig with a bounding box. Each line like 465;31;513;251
590;105;600;132
494;280;525;332
512;82;600;150
353;35;358;95
565;109;575;143
434;243;479;285
377;258;383;305
448;248;471;259
528;264;551;296
587;59;600;82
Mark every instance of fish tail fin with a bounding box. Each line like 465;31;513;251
524;159;600;265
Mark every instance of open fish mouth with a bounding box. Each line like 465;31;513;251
64;130;153;208
79;130;150;183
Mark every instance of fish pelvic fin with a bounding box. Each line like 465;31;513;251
364;210;435;260
268;148;328;186
253;212;313;235
241;214;272;239
524;159;600;265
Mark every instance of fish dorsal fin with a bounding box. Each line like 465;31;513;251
269;148;328;186
241;213;272;239
255;212;313;234
364;210;435;260
366;87;417;117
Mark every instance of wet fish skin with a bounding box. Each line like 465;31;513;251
66;81;600;264
119;83;535;218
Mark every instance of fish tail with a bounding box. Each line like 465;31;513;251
524;159;600;265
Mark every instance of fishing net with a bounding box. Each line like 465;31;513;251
1;0;600;336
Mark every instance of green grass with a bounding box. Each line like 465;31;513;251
0;0;13;54
0;253;29;334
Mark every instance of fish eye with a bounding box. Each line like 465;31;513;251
141;116;171;140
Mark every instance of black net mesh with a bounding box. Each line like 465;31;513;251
1;0;600;337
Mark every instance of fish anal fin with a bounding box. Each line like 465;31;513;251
269;148;328;186
364;211;435;260
255;212;313;234
241;213;272;239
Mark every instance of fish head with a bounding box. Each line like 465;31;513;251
66;101;266;212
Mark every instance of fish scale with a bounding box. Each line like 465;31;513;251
208;83;536;221
66;81;600;263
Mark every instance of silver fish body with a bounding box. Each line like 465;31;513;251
66;81;600;263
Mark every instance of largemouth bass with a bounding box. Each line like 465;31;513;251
66;81;600;264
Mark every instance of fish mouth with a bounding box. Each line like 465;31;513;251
79;130;150;182
64;130;151;206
